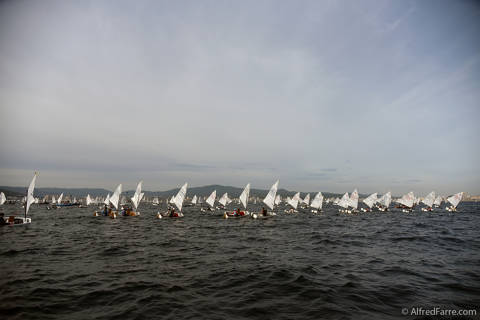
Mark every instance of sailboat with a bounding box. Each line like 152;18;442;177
0;192;6;206
128;181;144;216
310;192;324;213
337;192;350;213
446;192;463;212
104;194;110;206
433;195;442;208
2;172;37;226
252;180;279;219
107;184;122;218
201;190;216;212
274;194;282;206
217;193;231;209
348;189;359;213
94;186;121;218
56;193;64;207
421;191;436;212
285;192;300;213
191;195;197;206
86;194;93;206
152;197;160;206
158;183;187;218
301;193;310;208
361;193;378;212
224;183;250;218
377;192;392;211
396;191;415;212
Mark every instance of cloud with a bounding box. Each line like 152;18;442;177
0;0;479;195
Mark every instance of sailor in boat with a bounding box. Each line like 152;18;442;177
168;207;179;218
0;213;7;226
101;204;109;216
232;208;245;217
261;206;267;217
120;205;129;216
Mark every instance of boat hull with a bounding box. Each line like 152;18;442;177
2;216;31;226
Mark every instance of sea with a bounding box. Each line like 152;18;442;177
1;202;479;319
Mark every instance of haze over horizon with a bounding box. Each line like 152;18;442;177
1;0;479;195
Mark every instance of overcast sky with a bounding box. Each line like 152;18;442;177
0;0;479;195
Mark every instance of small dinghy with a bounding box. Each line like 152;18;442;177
361;193;377;212
396;191;415;212
224;183;250;219
337;192;350;213
377;192;392;211
421;191;436;212
252;180;279;219
158;183;187;218
124;181;144;216
446;192;463;212
284;192;300;213
310;192;324;213
201;190;216;212
2;172;37;226
94;185;121;218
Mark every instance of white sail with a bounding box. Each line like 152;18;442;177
152;197;159;205
274;194;281;205
397;191;415;208
206;190;216;208
57;193;64;205
25;172;38;216
173;183;188;212
109;184;122;210
131;181;143;210
363;193;378;209
239;183;250;210
333;197;340;205
104;194;110;205
302;193;310;206
287;192;300;209
263;180;279;210
292;192;300;202
379;192;392;208
86;194;92;206
0;192;6;205
51;195;56;204
348;189;359;209
338;192;350;209
422;191;436;208
218;193;229;206
447;192;463;208
310;192;323;210
433;195;442;206
191;195;197;205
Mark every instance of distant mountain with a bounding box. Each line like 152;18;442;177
133;185;345;199
0;184;346;199
0;188;24;197
0;186;111;198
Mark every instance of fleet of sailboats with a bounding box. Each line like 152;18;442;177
0;172;470;226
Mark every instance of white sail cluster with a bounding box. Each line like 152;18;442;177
4;172;468;227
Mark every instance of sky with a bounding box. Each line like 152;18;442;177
0;0;479;195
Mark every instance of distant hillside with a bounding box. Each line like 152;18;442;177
0;186;111;198
135;185;345;199
0;184;344;199
0;188;24;197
